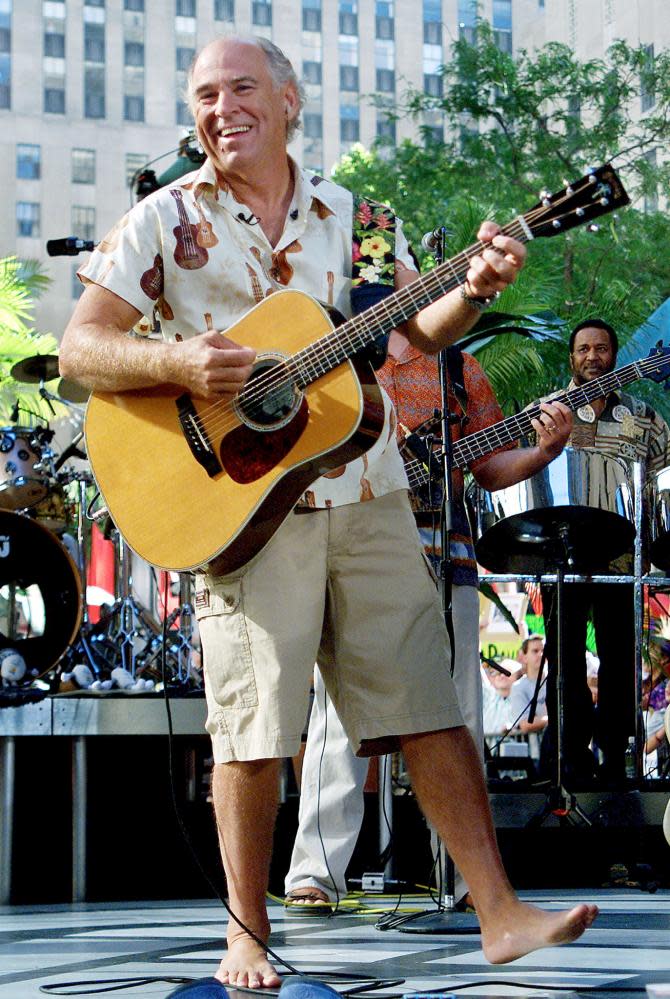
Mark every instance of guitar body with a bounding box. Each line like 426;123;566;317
85;290;385;574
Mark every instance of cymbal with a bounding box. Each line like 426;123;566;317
11;354;60;384
57;377;90;404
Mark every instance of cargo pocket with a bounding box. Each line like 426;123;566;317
194;574;259;711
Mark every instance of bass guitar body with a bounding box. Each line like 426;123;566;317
85;290;385;574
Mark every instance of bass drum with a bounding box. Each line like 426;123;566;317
466;447;636;574
0;511;82;676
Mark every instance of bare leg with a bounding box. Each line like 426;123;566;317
401;726;598;963
212;759;282;988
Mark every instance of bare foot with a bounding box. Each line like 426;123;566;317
216;935;281;989
481;901;599;964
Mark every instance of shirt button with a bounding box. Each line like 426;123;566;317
224;595;235;608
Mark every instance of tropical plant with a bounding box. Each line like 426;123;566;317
0;257;66;424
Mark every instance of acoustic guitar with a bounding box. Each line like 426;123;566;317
85;165;630;573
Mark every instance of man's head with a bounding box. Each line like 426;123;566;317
186;36;304;179
568;318;618;385
517;634;545;676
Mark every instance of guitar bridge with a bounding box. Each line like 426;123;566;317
176;394;222;478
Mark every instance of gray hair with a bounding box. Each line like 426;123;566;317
185;35;305;142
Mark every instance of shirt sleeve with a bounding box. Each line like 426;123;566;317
77;195;166;318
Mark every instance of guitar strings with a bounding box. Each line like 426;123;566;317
187;188;606;443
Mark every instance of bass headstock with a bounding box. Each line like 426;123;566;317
644;341;670;384
524;164;630;240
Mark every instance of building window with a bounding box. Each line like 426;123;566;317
376;117;396;142
176;46;194;71
303;6;321;31
252;1;271;26
44;87;65;113
84;22;105;62
84;66;105;118
176;0;195;14
72;148;96;184
424;72;442;97
84;0;105;7
376;68;394;92
641;43;655;112
44;31;65;57
340;64;358;91
124;94;144;120
17;143;41;180
303;60;322;85
16;202;41;238
424;20;440;44
214;0;234;19
125;0;144;9
376;14;393;39
124;40;144;66
125;152;147;186
72;205;96;241
340;116;359;143
339;10;357;34
304;112;322;137
492;0;512;30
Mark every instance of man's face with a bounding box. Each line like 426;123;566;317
190;39;297;181
569;326;616;385
519;639;544;674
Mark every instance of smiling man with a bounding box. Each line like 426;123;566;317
60;35;597;989
539;319;670;785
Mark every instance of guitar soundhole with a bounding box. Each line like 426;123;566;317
235;354;302;431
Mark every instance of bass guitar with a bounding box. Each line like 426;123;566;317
85;164;630;573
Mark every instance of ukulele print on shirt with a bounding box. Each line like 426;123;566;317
140;254;164;300
170;189;209;269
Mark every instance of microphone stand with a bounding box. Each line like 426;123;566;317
396;228;479;935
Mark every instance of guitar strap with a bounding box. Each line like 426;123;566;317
350;194;397;370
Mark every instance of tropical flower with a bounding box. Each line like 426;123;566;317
359;264;380;283
360;235;391;259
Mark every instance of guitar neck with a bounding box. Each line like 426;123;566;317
288;216;531;388
403;355;655;490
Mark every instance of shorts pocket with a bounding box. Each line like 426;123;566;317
195;575;259;710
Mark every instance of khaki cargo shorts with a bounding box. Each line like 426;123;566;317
195;489;463;762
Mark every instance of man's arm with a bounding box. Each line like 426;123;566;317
472;401;573;492
59;283;256;399
395;222;526;354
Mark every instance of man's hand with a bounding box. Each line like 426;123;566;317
465;221;527;300
532;401;573;460
175;330;256;400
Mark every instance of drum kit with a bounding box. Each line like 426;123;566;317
0;354;199;693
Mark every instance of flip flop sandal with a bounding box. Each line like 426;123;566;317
284;891;334;916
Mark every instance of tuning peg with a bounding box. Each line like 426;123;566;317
576;207;585;216
587;223;600;232
552;219;562;229
600;197;610;206
588;171;598;183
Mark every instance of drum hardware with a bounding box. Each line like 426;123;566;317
134;574;200;687
56;377;90;405
9;354;60;384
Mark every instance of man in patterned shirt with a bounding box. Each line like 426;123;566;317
59;34;597;989
540;319;670;784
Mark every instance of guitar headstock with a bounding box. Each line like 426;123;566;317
644;341;670;384
524;164;630;240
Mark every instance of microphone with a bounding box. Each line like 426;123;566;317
421;228;444;253
237;211;260;225
38;385;57;416
46;236;96;257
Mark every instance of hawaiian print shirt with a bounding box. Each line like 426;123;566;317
378;345;513;587
78;158;417;509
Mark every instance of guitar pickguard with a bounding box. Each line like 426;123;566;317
221;398;310;484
